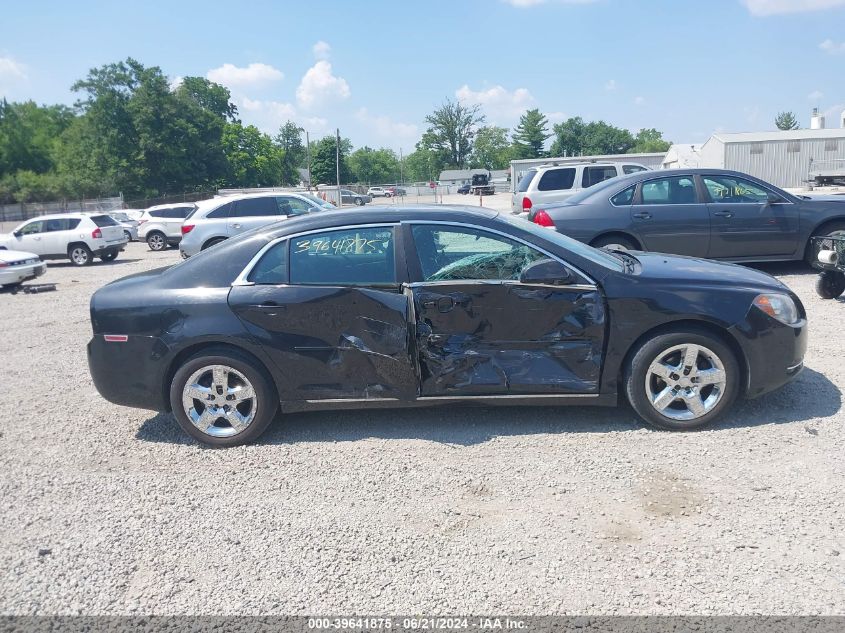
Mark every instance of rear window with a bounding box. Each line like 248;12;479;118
538;168;576;192
248;241;288;284
623;165;647;174
90;215;119;227
610;186;635;206
516;170;537;193
206;201;233;219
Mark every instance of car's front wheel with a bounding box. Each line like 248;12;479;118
68;244;93;266
146;232;167;251
625;330;740;430
354;197;364;206
169;348;278;447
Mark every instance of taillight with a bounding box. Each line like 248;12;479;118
137;219;148;225
181;224;194;235
533;210;555;228
91;228;102;239
522;196;532;211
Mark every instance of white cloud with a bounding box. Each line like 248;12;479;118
303;117;330;137
313;41;331;60
634;96;646;106
547;111;568;124
206;62;284;89
820;38;845;54
502;0;599;6
604;79;617;91
742;0;845;14
296;61;350;109
455;84;534;122
808;90;824;101
169;75;184;91
0;57;27;80
355;108;419;143
236;97;297;133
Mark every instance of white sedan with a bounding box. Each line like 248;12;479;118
0;249;46;288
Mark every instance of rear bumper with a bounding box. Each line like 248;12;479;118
93;240;127;254
88;334;170;411
729;310;808;399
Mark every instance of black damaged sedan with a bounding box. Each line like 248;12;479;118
88;206;807;446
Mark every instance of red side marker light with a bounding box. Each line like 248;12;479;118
104;335;128;343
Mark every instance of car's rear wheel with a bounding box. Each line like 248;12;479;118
202;237;227;250
169;349;278;447
68;244;93;266
123;230;132;242
100;251;118;262
815;270;845;299
146;232;166;251
591;234;638;252
625;330;740;430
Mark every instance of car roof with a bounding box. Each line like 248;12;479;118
532;161;644;172
144;202;198;212
19;213;91;222
260;205;499;240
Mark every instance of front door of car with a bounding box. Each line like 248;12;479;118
227;196;283;237
405;223;606;397
11;220;48;255
228;225;418;402
630;175;710;257
702;174;801;258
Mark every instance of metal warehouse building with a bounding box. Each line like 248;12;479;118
698;128;845;189
509;153;665;191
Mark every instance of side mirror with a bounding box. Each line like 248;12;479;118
519;258;572;286
13;231;21;238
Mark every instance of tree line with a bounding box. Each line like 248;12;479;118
0;57;673;204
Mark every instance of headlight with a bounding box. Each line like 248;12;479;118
753;293;799;325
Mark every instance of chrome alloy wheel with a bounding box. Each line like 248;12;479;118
181;364;257;437
148;233;165;250
645;343;727;422
70;247;90;265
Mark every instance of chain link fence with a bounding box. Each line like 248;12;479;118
0;196;125;231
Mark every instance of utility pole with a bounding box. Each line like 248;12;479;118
336;128;341;208
305;130;312;192
399;147;404;185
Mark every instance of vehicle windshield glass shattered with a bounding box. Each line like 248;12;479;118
501;214;625;272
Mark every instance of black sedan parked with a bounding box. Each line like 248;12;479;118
88;206;807;446
527;168;845;262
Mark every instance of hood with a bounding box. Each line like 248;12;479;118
633;251;788;291
796;194;845;202
0;249;40;263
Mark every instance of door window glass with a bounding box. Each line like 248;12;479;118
172;206;194;218
290;227;395;285
277;197;312;216
411;225;547;282
248;241;288;284
43;218;81;231
232;197;279;218
582;166;617;188
611;186;635;206
639;176;697;205
206;201;233;219
537;168;576;191
702;175;769;204
19;221;44;235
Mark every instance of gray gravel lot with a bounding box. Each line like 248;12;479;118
1;241;844;615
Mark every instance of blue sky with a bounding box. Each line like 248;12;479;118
1;0;844;152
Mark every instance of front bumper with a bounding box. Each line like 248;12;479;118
729;309;808;399
0;262;46;286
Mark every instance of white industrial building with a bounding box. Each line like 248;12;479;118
661;144;702;169
697;127;845;188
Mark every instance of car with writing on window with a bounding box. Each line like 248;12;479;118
88;206;806;446
178;192;334;258
513;162;648;214
0;213;127;266
527;168;845;261
137;203;197;251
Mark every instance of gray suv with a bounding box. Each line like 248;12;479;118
179;192;333;258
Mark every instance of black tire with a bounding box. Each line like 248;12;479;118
146;231;167;251
624;329;740;431
354;197;364;206
591;234;639;251
68;244;93;266
202;237;227;251
2;281;22;290
100;251;118;262
169;347;278;447
806;222;845;264
123;230;132;242
815;271;845;299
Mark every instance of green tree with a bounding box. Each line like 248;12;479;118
403;148;442;182
549;117;635;156
631;128;671;153
175;77;239;122
549;117;586;157
511;109;551;159
0;100;74;176
349;146;400;184
310;135;352;185
222;122;284;187
775;111;800;130
421;99;485;168
275;120;306;185
471;126;513;170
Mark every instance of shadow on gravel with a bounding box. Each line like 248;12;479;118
48;258;142;268
135;367;840;447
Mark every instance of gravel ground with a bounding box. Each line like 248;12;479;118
1;240;844;616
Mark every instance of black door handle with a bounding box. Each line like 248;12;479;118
632;212;652;219
713;210;733;218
